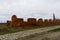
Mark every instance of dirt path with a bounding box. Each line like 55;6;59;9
16;32;60;40
0;25;60;40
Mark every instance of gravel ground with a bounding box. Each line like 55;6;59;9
0;25;60;40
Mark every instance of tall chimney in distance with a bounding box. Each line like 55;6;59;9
53;13;55;21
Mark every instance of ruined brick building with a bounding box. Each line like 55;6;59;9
7;14;60;27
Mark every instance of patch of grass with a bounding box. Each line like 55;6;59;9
48;28;60;32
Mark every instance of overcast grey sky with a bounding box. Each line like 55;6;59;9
0;0;60;22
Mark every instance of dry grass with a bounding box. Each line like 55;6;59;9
0;23;60;35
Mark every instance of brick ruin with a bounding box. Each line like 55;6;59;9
7;15;60;27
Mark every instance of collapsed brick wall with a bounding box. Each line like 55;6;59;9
53;20;60;25
44;19;49;26
48;19;53;25
22;21;29;27
16;18;24;27
11;15;17;27
6;15;60;27
37;18;43;26
27;18;37;26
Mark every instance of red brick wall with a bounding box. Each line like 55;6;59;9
37;18;43;26
23;21;29;27
10;15;60;27
44;19;49;26
48;19;53;25
53;20;60;25
11;15;17;27
27;18;37;26
16;18;24;27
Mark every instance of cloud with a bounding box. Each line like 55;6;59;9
0;0;60;22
